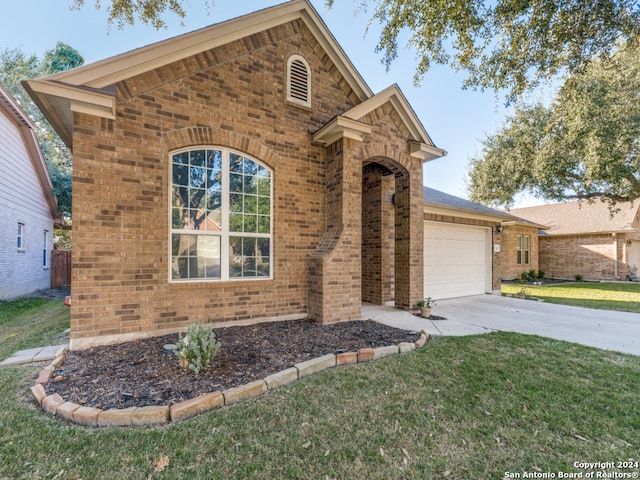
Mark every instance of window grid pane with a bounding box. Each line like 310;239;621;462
228;155;271;234
171;234;221;280
229;236;270;278
172;149;223;233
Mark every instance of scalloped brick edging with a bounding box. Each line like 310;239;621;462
31;330;430;427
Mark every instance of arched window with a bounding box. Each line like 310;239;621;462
286;55;311;108
170;148;272;281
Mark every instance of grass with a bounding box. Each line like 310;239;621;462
501;282;640;313
0;297;70;361
1;298;639;479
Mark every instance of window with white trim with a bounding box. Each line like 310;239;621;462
17;223;24;250
43;230;49;267
517;235;531;265
170;148;272;281
286;55;311;108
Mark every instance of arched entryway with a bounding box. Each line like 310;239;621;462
361;158;409;307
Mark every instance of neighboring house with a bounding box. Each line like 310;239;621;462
512;201;640;281
421;187;544;297
26;0;449;349
0;83;59;299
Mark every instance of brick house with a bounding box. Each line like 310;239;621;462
512;201;640;281
422;187;543;296
0;83;59;299
25;0;450;349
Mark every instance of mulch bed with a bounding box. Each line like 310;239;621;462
46;319;420;410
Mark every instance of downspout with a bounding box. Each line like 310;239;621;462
613;233;619;279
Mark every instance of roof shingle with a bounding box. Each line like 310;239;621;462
511;201;640;236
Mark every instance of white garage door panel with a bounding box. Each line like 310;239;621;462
628;243;640;272
424;222;489;299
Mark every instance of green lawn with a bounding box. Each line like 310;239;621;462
0;297;70;361
1;297;639;479
502;282;640;313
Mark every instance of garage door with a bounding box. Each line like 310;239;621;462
424;222;490;299
629;242;640;274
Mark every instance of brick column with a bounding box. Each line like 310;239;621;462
362;164;395;304
393;167;424;311
308;138;362;323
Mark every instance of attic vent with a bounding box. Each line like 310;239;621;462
287;55;311;108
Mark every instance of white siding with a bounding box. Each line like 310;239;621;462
0;109;54;299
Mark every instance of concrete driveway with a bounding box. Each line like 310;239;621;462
365;295;640;356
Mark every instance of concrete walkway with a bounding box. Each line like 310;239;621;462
4;295;637;366
0;344;68;367
364;295;640;356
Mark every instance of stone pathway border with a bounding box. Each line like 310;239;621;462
0;344;68;367
29;331;429;427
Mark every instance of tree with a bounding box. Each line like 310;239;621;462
71;0;197;29
0;43;84;222
365;0;640;102
72;0;640;101
467;42;640;208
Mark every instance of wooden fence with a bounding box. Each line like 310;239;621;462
51;250;71;288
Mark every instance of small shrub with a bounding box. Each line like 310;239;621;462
175;323;221;375
575;274;584;282
528;269;537;280
520;272;530;282
537;270;545;279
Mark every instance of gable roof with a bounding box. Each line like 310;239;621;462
312;84;446;160
24;0;443;160
511;201;640;236
423;186;546;228
423;186;511;219
0;83;59;222
23;0;374;148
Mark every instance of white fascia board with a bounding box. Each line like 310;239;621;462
409;140;447;162
500;220;550;230
298;6;372;101
43;0;372;101
424;203;512;223
312;115;372;146
27;80;115;117
0;84;35;129
53;6;305;88
24;79;115;148
343;84;445;155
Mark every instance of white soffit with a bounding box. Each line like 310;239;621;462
312;116;372;146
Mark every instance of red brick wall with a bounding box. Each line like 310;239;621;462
70;21;361;346
69;20;427;346
359;106;425;311
538;233;633;280
362;164;395;304
497;225;540;281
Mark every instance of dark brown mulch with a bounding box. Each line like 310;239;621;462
47;319;420;410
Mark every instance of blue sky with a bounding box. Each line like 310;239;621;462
1;0;549;207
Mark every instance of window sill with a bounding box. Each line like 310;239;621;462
169;276;273;285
